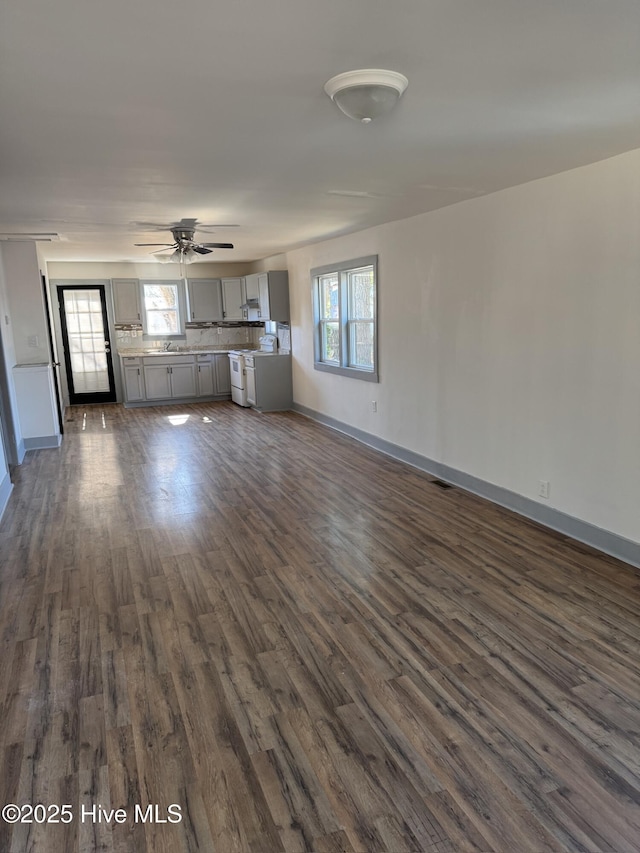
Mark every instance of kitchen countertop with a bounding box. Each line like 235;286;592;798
118;345;258;357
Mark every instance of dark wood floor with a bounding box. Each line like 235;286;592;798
0;402;639;852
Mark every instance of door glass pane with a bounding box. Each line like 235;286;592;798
63;289;109;393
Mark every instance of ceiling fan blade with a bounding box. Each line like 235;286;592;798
199;242;234;249
135;242;174;247
192;246;213;255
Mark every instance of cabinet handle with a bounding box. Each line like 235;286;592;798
137;368;140;375
192;312;195;319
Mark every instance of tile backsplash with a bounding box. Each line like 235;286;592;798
115;325;264;353
186;326;262;348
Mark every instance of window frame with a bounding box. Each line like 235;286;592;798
140;280;185;338
312;255;378;382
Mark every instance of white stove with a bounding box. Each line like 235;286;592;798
228;335;279;407
229;334;291;410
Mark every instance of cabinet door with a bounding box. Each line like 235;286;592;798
187;279;223;322
196;361;214;397
221;278;246;320
257;273;270;320
170;364;197;398
214;354;231;395
113;279;141;324
260;271;289;321
123;365;145;401
143;365;172;400
245;274;259;302
245;366;256;406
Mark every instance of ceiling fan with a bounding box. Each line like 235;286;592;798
135;218;236;263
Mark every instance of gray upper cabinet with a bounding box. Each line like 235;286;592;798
112;279;141;325
221;277;246;320
254;270;290;321
187;279;223;322
245;273;260;304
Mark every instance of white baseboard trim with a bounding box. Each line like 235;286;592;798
293;403;640;570
0;471;13;523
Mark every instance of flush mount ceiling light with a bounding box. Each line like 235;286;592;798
324;69;408;123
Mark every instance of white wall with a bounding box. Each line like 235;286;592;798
286;148;640;546
248;254;288;273
0;248;15;479
2;242;49;364
0;247;25;457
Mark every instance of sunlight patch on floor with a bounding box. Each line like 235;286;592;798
167;413;190;426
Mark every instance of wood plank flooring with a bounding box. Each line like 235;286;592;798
0;401;639;852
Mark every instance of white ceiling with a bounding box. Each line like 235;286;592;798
1;0;639;263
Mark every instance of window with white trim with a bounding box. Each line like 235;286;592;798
141;281;183;335
312;256;378;381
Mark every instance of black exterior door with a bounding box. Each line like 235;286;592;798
58;285;117;404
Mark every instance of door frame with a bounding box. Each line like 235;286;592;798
57;283;117;405
41;273;64;433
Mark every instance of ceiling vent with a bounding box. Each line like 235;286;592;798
0;233;60;241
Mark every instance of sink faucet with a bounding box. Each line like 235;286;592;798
163;342;172;351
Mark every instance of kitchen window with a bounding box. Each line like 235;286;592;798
141;281;183;336
312;255;378;381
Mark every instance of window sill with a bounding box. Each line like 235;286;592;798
314;362;378;383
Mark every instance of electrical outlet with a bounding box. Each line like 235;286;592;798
217;326;223;335
27;334;39;348
538;480;550;499
371;401;377;413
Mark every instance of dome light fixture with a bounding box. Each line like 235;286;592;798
324;69;408;123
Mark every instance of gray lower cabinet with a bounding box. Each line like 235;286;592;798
196;355;215;397
168;362;197;398
122;357;145;401
143;365;172;399
122;353;232;404
214;354;231;395
143;356;197;400
197;354;231;396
